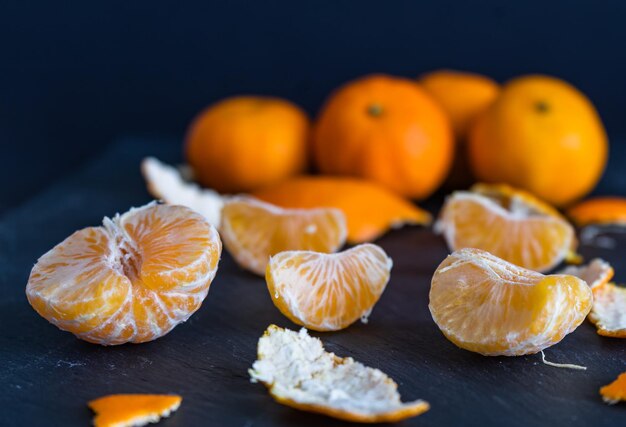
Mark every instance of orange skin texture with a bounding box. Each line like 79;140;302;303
567;197;626;226
185;96;310;193
600;372;626;404
252;176;432;243
468;75;608;207
312;74;454;199
88;394;182;427
420;70;500;138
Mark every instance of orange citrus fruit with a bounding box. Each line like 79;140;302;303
88;394;182;427
567;197;626;226
420;70;500;138
249;325;429;422
253;176;431;243
436;183;576;272
600;372;626;404
220;197;346;275
312;74;453;199
26;203;222;345
266;244;392;331
429;248;593;356
468;75;608;206
185;96;310;193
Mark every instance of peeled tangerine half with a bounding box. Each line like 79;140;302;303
88;394;182;427
220;196;347;276
26;203;222;345
266;244;392;331
429;248;593;356
436;183;576;272
249;325;429;423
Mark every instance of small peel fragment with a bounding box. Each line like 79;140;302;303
540;351;587;371
600;372;626;404
559;258;614;289
88;394;182;427
249;325;429;423
588;282;626;338
141;157;224;227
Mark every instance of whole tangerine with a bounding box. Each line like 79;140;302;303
312;74;454;199
467;75;608;206
185;96;310;193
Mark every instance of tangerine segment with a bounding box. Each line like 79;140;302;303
429;248;592;356
249;325;429;423
567;197;626;226
26;203;221;345
220;197;346;276
600;373;626;404
559;258;614;289
141;157;224;227
252;176;431;244
588;282;626;338
436;183;576;272
266;244;392;331
88;394;182;427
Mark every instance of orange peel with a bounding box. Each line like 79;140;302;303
141;157;224;227
252;176;431;243
559;258;614;289
588;282;626;338
88;394;182;427
567;197;626;227
600;372;626;404
249;325;429;422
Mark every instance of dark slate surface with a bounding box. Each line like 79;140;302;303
1;137;625;427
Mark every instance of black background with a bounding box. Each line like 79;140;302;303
2;0;626;211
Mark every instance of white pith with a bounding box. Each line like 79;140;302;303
249;325;428;420
141;157;224;227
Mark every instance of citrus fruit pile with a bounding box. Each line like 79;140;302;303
24;69;626;425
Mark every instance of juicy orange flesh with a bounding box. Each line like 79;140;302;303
26;204;220;344
220;198;346;275
266;244;391;331
252;176;431;243
600;373;626;403
439;184;575;272
429;249;592;355
88;394;181;427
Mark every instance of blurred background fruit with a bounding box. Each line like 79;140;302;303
185;96;310;193
420;70;500;139
312;74;453;199
468;75;608;206
420;70;500;189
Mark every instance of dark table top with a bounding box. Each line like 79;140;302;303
1;137;624;427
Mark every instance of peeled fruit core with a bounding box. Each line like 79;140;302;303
249;325;429;423
266;244;392;331
88;394;182;427
429;248;593;356
26;203;221;345
220;196;347;276
436;183;576;272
